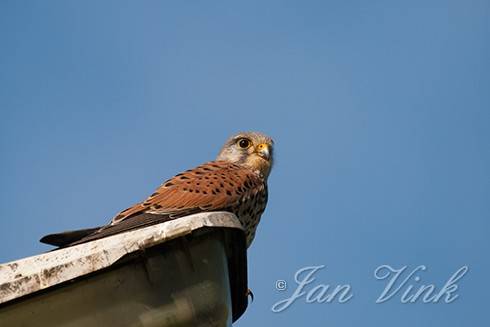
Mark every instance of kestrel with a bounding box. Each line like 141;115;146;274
41;131;274;248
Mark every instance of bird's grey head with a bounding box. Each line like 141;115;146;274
216;131;274;178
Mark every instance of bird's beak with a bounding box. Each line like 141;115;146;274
256;143;271;161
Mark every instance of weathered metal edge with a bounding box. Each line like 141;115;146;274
0;211;243;304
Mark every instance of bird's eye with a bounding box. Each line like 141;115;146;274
237;138;251;149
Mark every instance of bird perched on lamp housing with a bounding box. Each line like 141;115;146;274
41;131;274;248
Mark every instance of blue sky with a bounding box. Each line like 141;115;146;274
1;1;489;326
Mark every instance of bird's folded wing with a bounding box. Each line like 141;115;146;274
40;161;263;247
110;161;263;224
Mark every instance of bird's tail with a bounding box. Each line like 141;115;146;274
40;227;102;247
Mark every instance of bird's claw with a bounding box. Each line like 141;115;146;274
246;288;254;303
